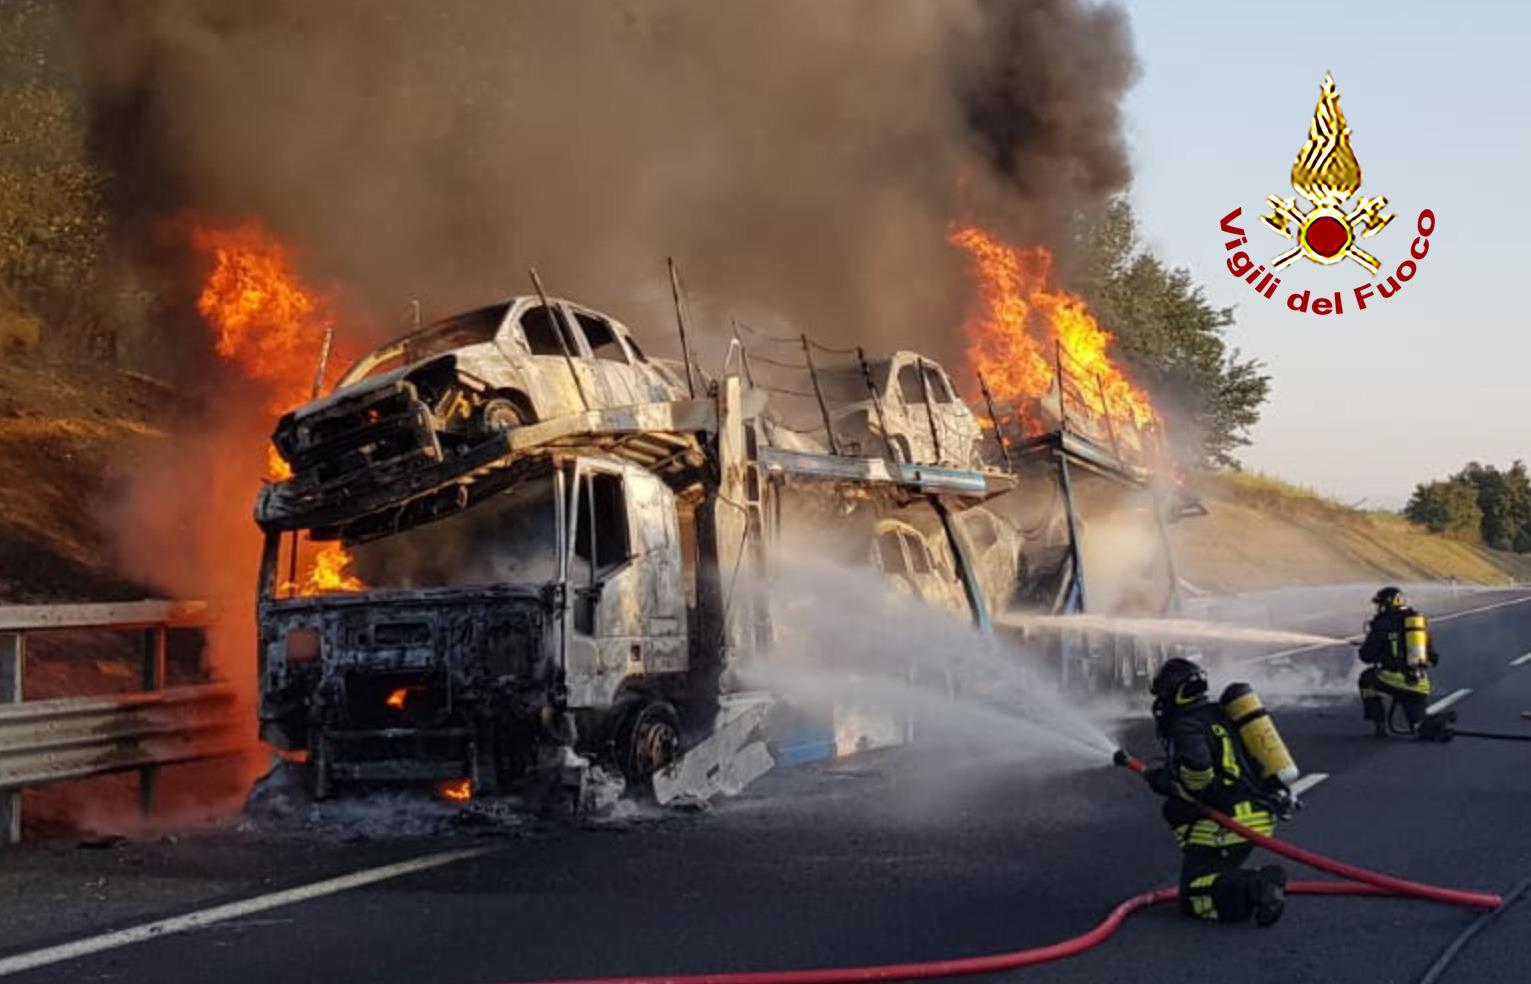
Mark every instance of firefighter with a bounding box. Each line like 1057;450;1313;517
1142;657;1290;926
1358;586;1439;736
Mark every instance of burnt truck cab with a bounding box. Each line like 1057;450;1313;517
257;452;696;798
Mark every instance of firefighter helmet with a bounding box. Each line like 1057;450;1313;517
1372;585;1406;612
1150;657;1208;705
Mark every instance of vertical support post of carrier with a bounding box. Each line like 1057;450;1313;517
1054;340;1070;433
139;625;168;817
976;371;1012;471
1056;454;1088;688
1;631;23;844
801;335;840;455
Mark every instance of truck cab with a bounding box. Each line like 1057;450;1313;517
256;451;698;798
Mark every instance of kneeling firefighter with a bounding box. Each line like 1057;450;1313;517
1358;586;1439;736
1143;658;1295;926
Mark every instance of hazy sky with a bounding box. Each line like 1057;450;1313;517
1119;1;1525;506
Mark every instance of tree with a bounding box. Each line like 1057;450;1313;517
0;0;109;356
1404;478;1482;538
1404;461;1531;552
1072;199;1270;469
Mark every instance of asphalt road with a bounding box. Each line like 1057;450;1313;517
3;589;1530;984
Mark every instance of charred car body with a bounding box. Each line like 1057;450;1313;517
261;296;687;530
816;351;985;470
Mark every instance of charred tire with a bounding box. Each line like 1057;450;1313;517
613;699;682;789
475;396;526;434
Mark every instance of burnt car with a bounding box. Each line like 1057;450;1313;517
817;351;985;470
264;295;687;523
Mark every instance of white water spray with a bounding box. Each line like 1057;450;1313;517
994;612;1350;649
749;557;1120;770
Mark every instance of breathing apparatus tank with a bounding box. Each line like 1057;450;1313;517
1403;612;1430;669
1220;682;1298;786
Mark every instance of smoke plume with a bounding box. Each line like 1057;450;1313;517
77;0;1136;367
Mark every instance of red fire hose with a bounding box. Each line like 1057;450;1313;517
1113;752;1501;911
506;882;1398;984
494;755;1500;984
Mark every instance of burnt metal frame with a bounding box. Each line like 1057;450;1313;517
1013;428;1182;689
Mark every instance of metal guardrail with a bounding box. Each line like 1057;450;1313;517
0;600;238;845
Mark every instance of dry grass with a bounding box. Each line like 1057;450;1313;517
1171;470;1531;593
0;357;175;601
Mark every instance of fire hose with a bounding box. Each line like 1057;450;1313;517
498;753;1501;984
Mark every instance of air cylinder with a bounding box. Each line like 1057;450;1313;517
1403;613;1430;668
1220;682;1298;786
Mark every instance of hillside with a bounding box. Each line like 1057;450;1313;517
0;358;177;602
1171;471;1531;594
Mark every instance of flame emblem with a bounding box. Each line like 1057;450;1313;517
1261;73;1393;274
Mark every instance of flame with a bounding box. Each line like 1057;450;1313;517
304;541;364;593
190;221;344;415
385;687;410;710
266;445;294;482
188;218;367;595
188;219;356;482
949;226;1157;438
438;778;473;802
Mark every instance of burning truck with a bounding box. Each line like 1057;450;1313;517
253;298;1016;802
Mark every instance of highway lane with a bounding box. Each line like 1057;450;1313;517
1;591;1529;984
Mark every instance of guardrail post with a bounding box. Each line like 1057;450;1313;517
139;626;167;817
2;631;22;844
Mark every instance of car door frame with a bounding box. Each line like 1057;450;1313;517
501;298;611;418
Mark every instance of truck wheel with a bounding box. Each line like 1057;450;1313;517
614;699;681;789
476;397;524;434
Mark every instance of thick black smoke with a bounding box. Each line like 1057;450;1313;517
77;0;1136;373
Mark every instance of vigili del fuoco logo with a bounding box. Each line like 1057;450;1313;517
1218;72;1434;316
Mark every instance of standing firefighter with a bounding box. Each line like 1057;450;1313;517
1358;586;1439;736
1142;658;1292;926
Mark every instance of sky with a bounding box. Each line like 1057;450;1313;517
1119;0;1526;507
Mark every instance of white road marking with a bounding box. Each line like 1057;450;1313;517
1289;772;1329;797
0;847;489;977
1510;652;1531;667
1427;688;1473;716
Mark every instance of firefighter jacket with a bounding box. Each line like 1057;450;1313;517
1359;606;1439;695
1155;698;1276;847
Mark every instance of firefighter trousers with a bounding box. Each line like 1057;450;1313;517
1359;667;1428;730
1179;842;1262;921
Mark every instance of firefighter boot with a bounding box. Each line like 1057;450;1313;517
1253;865;1287;927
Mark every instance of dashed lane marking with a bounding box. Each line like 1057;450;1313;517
1426;688;1473;716
1510;652;1531;667
0;847;490;978
1289;772;1329;797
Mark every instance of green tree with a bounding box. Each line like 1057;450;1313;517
1073;199;1270;469
1459;461;1531;551
1405;461;1531;552
1404;478;1483;538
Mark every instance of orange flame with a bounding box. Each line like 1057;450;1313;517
304;541;364;593
188;219;355;481
949;227;1156;438
438;778;473;802
385;687;410;710
189;218;365;593
189;222;346;415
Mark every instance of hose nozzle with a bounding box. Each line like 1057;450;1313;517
1112;748;1146;773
